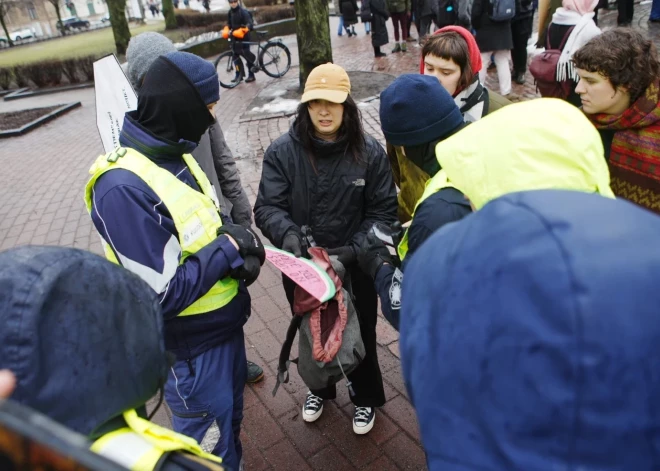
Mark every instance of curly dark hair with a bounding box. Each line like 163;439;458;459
294;95;366;170
422;32;474;93
572;29;660;103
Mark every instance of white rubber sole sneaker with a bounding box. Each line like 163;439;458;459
353;408;376;435
302;393;324;423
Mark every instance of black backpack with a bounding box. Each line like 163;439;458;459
488;0;515;21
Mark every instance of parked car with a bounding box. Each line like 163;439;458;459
101;13;110;22
0;28;36;42
57;16;91;32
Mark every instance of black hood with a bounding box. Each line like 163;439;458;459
136;56;214;145
0;246;168;438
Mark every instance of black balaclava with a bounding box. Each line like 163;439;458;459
136;56;214;145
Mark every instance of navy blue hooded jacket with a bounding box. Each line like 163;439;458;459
401;190;660;470
0;246;168;438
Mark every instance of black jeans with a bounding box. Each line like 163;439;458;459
282;267;386;408
511;16;533;75
618;0;634;24
232;41;256;76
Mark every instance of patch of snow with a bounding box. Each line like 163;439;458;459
247;99;300;115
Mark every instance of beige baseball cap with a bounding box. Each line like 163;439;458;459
301;63;351;104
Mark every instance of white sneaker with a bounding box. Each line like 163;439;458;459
353;406;375;435
302;391;324;422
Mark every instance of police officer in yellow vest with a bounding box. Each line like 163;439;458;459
358;99;614;332
85;52;264;471
0;246;230;470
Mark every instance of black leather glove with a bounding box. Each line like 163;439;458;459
230;255;261;287
358;233;395;279
217;224;265;266
327;245;357;267
282;230;303;257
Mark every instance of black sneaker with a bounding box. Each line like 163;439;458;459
353;406;375;435
302;391;324;422
245;74;256;83
246;361;264;384
514;72;526;84
375;52;387;58
231;74;243;83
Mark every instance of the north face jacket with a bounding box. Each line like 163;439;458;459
401;189;660;470
254;121;397;252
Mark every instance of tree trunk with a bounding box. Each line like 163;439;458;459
161;0;177;29
136;0;146;24
294;0;333;90
53;2;65;36
0;11;13;47
107;0;131;56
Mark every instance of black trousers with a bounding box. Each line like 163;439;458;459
511;16;534;75
282;267;386;408
232;41;256;76
617;0;634;24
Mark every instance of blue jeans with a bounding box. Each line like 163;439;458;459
338;15;349;35
652;0;660;19
164;330;247;471
364;21;371;33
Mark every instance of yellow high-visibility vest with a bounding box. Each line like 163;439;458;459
397;170;456;261
84;147;238;316
91;409;224;471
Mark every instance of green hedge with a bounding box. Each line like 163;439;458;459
1;55;99;90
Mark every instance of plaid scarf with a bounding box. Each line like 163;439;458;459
589;80;660;214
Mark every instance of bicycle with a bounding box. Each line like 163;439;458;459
214;30;292;89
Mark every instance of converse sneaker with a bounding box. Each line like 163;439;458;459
353;406;375;435
302;391;324;422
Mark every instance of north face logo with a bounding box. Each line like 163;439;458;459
352;179;365;187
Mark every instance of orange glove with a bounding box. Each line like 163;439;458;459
221;25;230;39
232;26;249;39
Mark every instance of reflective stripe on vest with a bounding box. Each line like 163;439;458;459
84;147;238;316
397;170;456;261
91;410;223;471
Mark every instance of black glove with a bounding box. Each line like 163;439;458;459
282;230;303;257
217;224;265;266
230;255;261;287
358;233;395;279
327;245;357;267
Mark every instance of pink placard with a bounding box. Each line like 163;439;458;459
265;246;335;303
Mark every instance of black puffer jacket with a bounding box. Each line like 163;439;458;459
254;122;397;252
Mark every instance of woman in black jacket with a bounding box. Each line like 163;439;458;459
254;63;397;436
370;0;390;56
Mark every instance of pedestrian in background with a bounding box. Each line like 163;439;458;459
370;0;390;56
511;0;535;84
340;0;359;36
543;0;600;107
360;0;372;34
387;0;410;52
417;0;438;39
472;0;518;95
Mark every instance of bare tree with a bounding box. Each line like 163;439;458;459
294;0;333;88
107;0;131;55
46;0;66;36
0;0;15;46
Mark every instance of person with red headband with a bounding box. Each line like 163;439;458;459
419;26;510;122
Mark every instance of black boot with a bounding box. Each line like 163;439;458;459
245;73;256;83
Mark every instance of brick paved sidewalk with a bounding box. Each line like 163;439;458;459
0;7;657;469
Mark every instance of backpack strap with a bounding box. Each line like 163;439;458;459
547;24;575;50
272;315;303;397
459;80;488;116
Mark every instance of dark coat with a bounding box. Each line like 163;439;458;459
340;0;359;24
471;0;516;51
370;0;390;47
254;122;397;251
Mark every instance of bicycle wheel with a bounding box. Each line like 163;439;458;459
259;42;291;78
214;51;240;89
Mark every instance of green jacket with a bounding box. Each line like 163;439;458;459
387;0;410;14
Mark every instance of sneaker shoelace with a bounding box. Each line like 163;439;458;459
354;407;372;424
305;394;323;411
